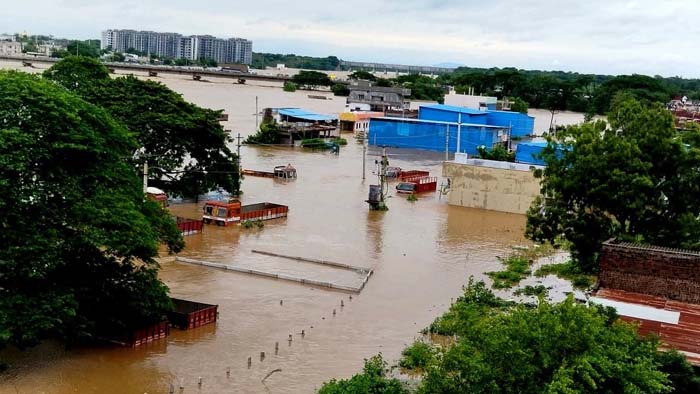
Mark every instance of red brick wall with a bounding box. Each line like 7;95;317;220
599;242;700;303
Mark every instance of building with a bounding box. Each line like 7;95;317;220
444;91;498;111
347;81;411;112
0;37;22;56
442;157;542;214
339;111;384;137
593;241;700;365
101;29;253;64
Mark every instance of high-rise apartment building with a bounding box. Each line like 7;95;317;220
101;29;253;64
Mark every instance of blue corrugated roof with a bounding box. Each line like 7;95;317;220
421;104;487;115
277;108;336;122
375;116;507;129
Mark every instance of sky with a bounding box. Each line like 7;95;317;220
1;0;696;77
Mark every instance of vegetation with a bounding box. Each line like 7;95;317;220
0;71;183;352
407;194;418;202
292;70;333;89
241;220;264;229
283;81;297;92
513;285;549;298
476;145;515;162
487;255;532;288
535;262;596;289
395;74;445;103
318;354;409;394
44;57;241;198
508;96;529;114
526;97;700;273
301;138;331;149
331;279;700;394
245;120;281;145
332;137;348;145
331;83;350;96
251;53;340;71
349;70;377;81
399;341;436;371
52;40;101;58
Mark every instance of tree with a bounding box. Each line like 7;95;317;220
594;75;672;114
526;98;700;272
291;70;333;89
0;71;183;350
348;70;377;81
508;96;529;114
331;83;350;96
477;145;515;162
319;355;409;394
418;280;683;394
44;57;241;197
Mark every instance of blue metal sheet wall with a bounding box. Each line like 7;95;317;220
418;107;488;125
515;142;566;165
368;119;501;155
486;111;535;137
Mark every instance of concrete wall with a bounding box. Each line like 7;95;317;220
599;242;700;303
442;159;542;214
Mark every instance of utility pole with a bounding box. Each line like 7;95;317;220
255;96;259;131
445;124;450;161
456;112;462;155
379;146;388;205
236;132;242;164
362;136;367;180
142;161;148;194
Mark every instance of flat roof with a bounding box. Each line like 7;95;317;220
421;104;487;115
373;116;506;129
275;108;336;122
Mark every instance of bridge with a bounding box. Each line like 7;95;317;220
0;55;298;84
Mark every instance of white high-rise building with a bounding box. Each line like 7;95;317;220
101;29;253;64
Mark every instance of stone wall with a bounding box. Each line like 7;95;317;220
442;159;541;214
599;242;700;303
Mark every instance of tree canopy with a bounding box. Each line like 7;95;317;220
291;70;333;88
0;71;183;350
44;56;240;197
526;98;700;272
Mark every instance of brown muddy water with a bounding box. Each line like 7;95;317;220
2;64;545;394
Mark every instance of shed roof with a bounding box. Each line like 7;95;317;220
276;108;336;122
374;116;506;129
421;104;487;115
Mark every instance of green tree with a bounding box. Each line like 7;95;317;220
594;74;672;113
477;145;515;162
331;83;350;96
245;120;281;145
348;70;377;81
508;96;529;114
319;354;409;394
292;70;333;89
419;281;678;394
44;57;240;197
0;71;183;350
526;98;700;272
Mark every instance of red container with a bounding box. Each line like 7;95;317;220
168;298;218;330
176;217;203;235
399;170;430;181
110;321;170;348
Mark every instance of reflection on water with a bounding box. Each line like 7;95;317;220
2;66;535;394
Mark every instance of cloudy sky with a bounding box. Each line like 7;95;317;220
1;0;695;77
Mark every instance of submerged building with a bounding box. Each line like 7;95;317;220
367;104;534;156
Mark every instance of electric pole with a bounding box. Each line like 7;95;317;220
255;96;259;131
142;161;148;194
445;124;450;161
362;136;367;180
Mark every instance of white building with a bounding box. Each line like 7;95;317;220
0;39;22;56
101;29;252;64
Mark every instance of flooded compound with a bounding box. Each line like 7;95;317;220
1;66;537;394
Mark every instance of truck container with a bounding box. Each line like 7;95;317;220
175;217;203;235
202;200;288;226
108;321;170;348
168;298;218;330
398;170;429;181
396;176;437;194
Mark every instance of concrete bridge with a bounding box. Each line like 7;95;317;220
0;54;297;84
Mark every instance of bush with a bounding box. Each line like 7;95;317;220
241;220;264;229
534;261;595;289
487;255;531;289
331;83;350;96
245;121;280;145
407;194;418;202
283;81;297;92
399;341;436;371
319;354;408;394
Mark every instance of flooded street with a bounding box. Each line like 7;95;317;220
2;64;536;394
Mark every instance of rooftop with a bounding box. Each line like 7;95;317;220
421;104;487;115
374;116;506;129
275;108;336;122
594;288;700;365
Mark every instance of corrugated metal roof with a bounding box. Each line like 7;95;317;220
374;116;507;129
421;104;487;115
595;288;700;364
276;108;336;122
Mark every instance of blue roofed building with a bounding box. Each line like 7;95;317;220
367;104;534;155
267;107;338;145
514;141;567;165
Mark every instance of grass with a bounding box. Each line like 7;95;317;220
241;220;264;229
514;285;549;298
399;341;436;372
407;194;418;202
487;255;531;289
283;81;297;92
534;261;596;290
486;244;556;289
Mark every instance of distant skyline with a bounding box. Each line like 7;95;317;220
1;0;695;77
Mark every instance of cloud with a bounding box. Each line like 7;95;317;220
2;0;697;76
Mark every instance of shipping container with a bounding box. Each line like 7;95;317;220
175;217;203;236
398;170;429;181
168;298;218;330
107;321;170;348
202;200;288;226
396;176;437;194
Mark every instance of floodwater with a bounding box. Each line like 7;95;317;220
0;61;576;394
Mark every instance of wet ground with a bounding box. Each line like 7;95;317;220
0;62;574;394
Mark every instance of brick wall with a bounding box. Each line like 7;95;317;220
599;242;700;303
